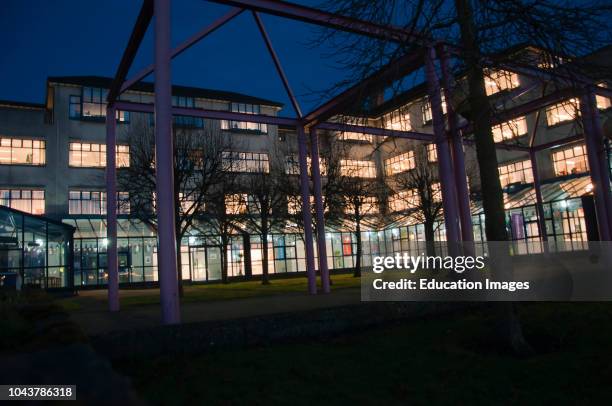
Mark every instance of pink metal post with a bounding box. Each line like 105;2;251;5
580;92;611;241
424;48;461;244
297;126;317;294
154;0;181;323
309;127;330;293
438;45;473;242
529;150;548;243
105;106;119;312
585;90;612;238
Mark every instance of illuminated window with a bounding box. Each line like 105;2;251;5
492;117;528;142
383;109;411;131
389;189;419;212
345;196;379;214
552;143;589;176
339;132;373;143
426;143;437;162
384;151;415;176
422;93;447;124
68;190;129;215
0;137;45;165
225;194;247;214
220;103;268;133
178;191;200;215
222;151;269;173
79;87;129;122
484;69;520;96
431;182;442;202
546;99;580;126
596;82;611;110
69;142;130;168
172;96;204;128
287;195;327;215
0;189;45;215
285;155;327;176
498;160;533;188
340;159;377;178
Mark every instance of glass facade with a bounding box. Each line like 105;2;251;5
0;206;74;290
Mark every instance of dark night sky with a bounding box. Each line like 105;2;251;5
0;0;345;117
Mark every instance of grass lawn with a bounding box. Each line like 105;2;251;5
117;302;612;405
57;273;360;310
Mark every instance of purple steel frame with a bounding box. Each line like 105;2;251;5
104;0;612;323
105;107;119;312
425;48;461;244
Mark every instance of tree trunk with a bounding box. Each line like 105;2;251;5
455;0;533;356
175;235;184;298
424;220;436;257
221;236;229;284
354;215;362;277
261;231;270;285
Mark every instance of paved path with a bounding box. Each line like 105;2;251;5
67;288;361;336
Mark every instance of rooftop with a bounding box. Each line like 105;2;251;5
47;76;284;108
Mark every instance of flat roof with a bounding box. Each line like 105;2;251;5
48;76;284;108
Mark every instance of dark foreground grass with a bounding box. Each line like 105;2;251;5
117;302;612;405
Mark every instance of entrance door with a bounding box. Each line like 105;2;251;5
190;247;207;281
206;247;222;281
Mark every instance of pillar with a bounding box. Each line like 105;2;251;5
297;126;317;294
309;127;330;293
585;90;612;238
580;92;611;241
105;106;119;312
154;0;181;323
529;150;548;244
437;44;474;242
424;47;461;245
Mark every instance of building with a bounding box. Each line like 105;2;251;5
1;45;611;289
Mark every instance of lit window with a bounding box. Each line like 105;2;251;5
596;82;611;110
431;183;442;202
426;143;437;162
69;142;129;168
225;194;248;215
552;143;589;176
344;196;378;214
287;195;327;215
339;132;373;143
0;189;45;215
492;117;528;142
0;137;45;165
546;99;580;126
384;109;411;131
80;87;129;122
220;103;268;134
422;93;447;124
285;155;327;176
384;151;415;176
222;151;269;173
68;190;129;215
389;189;419;212
498;160;533;188
340;159;377;178
484;69;520;96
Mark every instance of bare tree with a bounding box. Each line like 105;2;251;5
239;155;289;285
118;117;228;295
390;145;443;256
200;154;243;285
313;0;612;355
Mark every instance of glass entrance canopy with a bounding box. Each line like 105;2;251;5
0;205;75;289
